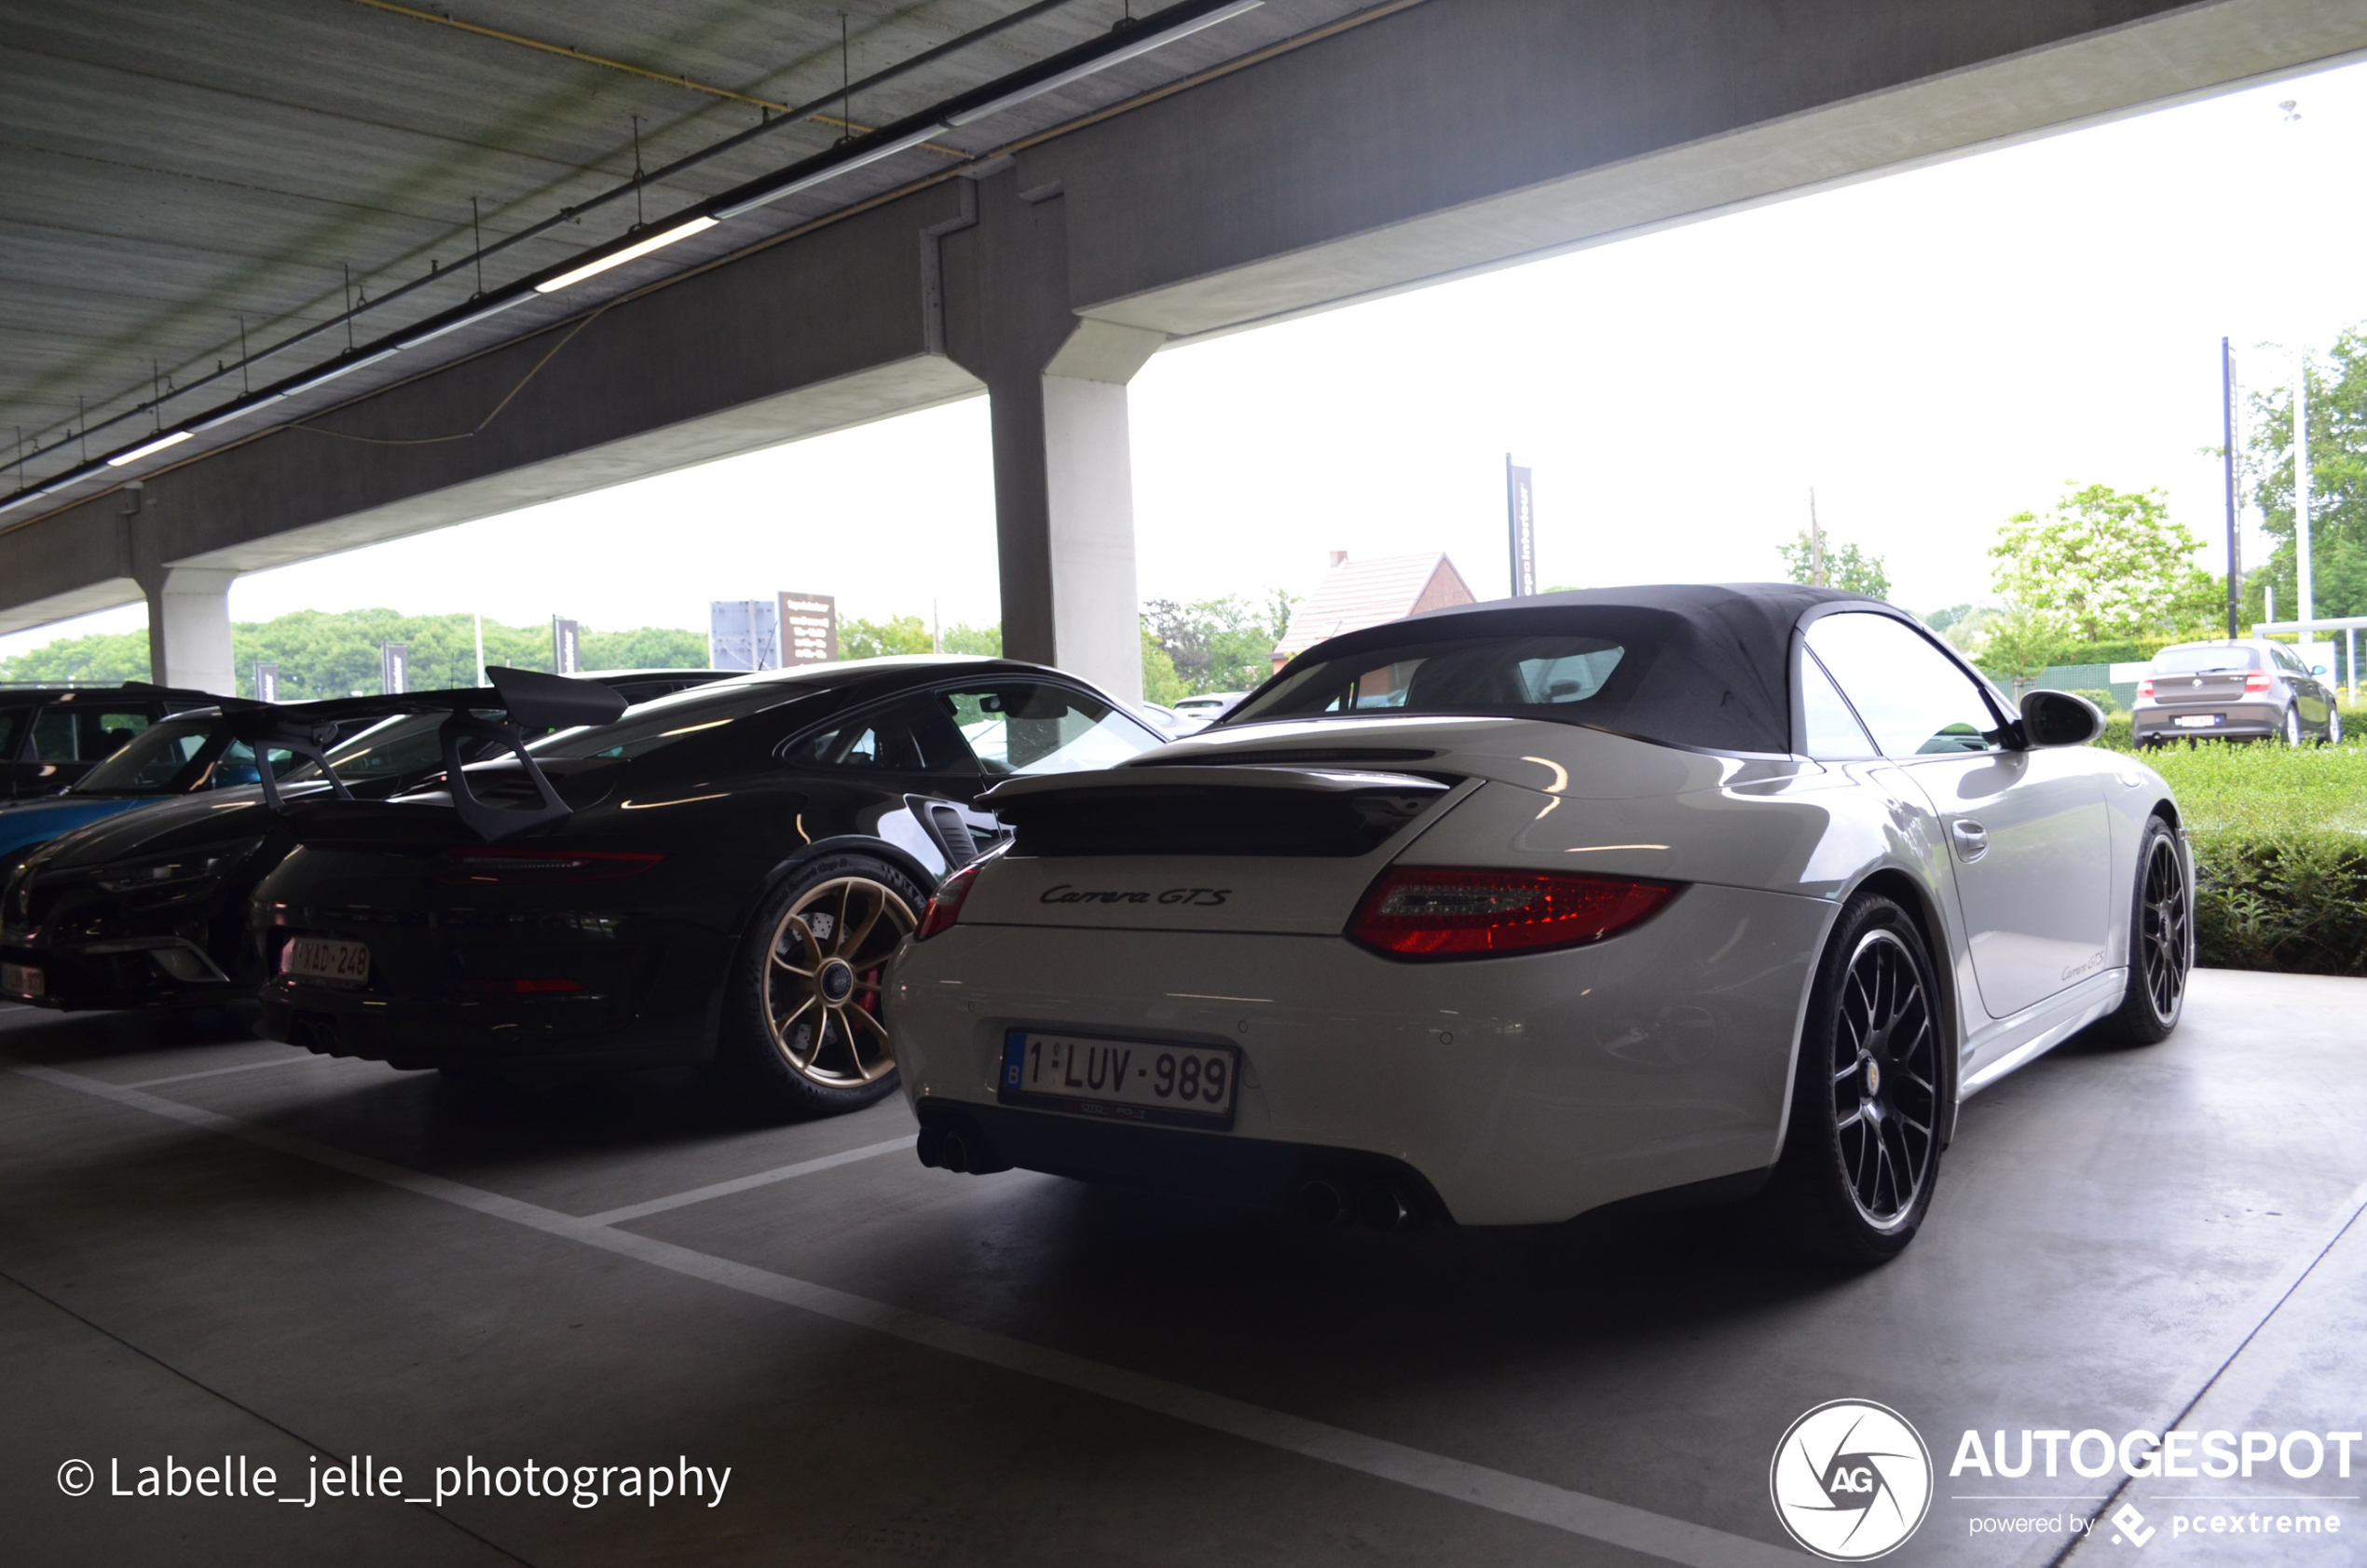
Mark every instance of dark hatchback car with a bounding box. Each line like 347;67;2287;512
0;670;727;1013
2132;639;2342;746
0;684;212;798
250;657;1165;1115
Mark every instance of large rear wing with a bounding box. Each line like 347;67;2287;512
222;665;627;840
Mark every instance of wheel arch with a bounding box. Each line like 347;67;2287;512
734;834;941;935
1820;866;1965;1148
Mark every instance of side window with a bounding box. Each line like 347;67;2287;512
31;706;151;762
943;683;1163;777
784;695;966;773
1804;613;2004;757
0;707;27;761
1799;649;1877;760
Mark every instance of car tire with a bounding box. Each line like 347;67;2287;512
710;852;923;1120
2283;705;2304;745
2096;816;2190;1046
2325;706;2343;746
1761;893;1945;1266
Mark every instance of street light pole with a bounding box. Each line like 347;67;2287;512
2222;337;2239;640
2296;348;2315;660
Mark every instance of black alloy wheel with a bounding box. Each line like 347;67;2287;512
712;852;924;1119
2099;817;2190;1045
1764;893;1944;1265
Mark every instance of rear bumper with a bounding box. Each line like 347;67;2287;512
0;935;235;1011
250;917;729;1070
2131;701;2281;742
884;881;1829;1226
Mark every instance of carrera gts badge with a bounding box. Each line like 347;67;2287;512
1038;885;1230;907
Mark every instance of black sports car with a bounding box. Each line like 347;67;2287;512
0;670;725;1012
249;656;1164;1115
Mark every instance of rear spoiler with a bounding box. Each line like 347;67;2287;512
222;665;628;841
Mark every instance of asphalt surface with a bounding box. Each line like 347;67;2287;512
2;967;2361;1567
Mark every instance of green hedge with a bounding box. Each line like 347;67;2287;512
2191;831;2367;976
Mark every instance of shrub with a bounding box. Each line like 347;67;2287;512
2190;832;2367;976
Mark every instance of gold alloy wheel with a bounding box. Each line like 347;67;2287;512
763;876;915;1086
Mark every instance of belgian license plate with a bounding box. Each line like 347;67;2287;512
281;936;370;986
1000;1030;1238;1129
1;961;42;999
2173;715;2223;729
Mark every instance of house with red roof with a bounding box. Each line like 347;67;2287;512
1269;552;1477;672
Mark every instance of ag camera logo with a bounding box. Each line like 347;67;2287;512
1770;1399;1933;1561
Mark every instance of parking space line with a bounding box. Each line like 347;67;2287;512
579;1137;917;1226
120;1056;317;1089
6;1057;1804;1568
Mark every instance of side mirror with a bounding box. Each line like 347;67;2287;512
2311;664;2329;676
2019;689;2104;748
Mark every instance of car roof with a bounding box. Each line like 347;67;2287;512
1266;581;1888;757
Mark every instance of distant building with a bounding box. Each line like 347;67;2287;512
1270;551;1477;672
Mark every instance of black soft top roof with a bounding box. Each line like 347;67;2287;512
1251;582;1901;756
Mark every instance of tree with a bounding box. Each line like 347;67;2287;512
1976;604;2070;682
579;624;707;671
2241;325;2367;627
1141;591;1295;696
1140;629;1186;705
1989;483;2218;644
838;615;931;661
0;627;150;687
1777;532;1891;600
0;609;714;697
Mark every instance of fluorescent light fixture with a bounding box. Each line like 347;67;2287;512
191;393;286;433
712;127;950;220
396;293;528;350
534;215;718;294
105;429;193;467
943;0;1263;127
280;347;401;399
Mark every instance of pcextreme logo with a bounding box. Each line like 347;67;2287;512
1770;1399;1935;1561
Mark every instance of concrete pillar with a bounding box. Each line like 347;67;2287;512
943;173;1162;705
144;566;237;696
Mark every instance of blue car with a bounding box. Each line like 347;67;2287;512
0;711;304;880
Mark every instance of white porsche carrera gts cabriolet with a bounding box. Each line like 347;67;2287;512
885;586;2192;1261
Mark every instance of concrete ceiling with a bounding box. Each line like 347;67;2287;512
0;0;1360;492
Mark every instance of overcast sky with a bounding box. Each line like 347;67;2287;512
11;55;2367;659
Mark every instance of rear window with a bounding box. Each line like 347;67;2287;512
529;681;803;762
2152;646;2258;675
1230;636;1629;724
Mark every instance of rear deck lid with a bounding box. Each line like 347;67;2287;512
965;765;1469;933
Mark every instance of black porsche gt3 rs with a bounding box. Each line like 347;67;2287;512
249;656;1163;1116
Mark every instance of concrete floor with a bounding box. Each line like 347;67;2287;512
2;967;2360;1568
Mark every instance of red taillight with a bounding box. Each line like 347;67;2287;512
916;861;981;941
1347;866;1676;960
2136;678;2155;700
438;847;663;884
2245;671;2273;692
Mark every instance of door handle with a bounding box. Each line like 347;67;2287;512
1951;820;1989;864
